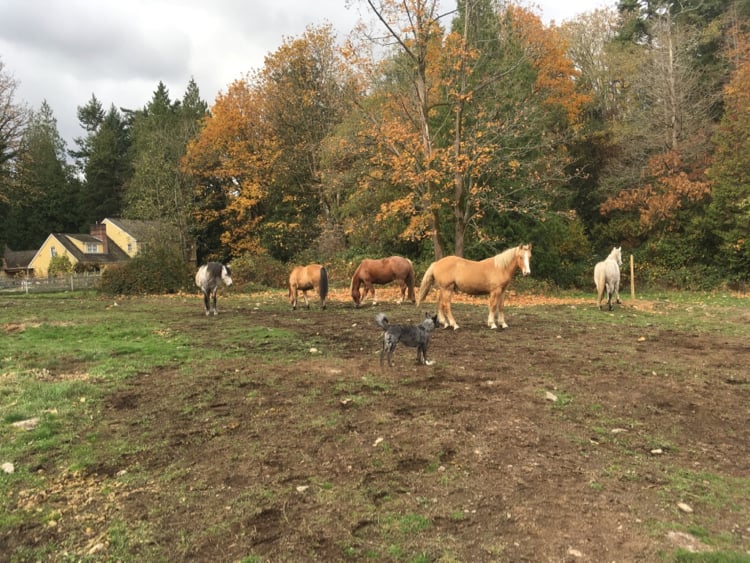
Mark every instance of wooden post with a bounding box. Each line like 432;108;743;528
630;254;635;299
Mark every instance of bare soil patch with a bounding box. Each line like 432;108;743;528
4;289;750;561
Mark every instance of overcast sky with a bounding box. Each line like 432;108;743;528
0;0;613;148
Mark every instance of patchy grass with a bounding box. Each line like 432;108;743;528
1;289;749;561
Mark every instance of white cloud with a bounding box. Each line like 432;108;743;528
0;0;611;148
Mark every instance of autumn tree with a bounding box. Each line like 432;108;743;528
182;79;277;260
183;25;353;262
254;25;356;260
598;0;719;230
344;0;449;256
0;58;30;249
345;0;587;259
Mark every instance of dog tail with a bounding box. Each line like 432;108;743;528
416;263;435;306
374;312;389;330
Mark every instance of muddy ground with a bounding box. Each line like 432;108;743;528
5;288;750;561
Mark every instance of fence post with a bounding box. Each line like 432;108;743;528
630;254;635;299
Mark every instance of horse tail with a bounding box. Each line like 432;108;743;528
594;262;605;306
406;259;416;302
319;266;329;301
416;263;435;306
195;265;205;290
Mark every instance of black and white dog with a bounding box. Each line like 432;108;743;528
375;312;439;367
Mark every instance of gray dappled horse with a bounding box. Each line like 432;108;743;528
195;262;233;315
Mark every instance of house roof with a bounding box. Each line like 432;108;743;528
3;247;37;270
53;233;130;265
104;218;177;241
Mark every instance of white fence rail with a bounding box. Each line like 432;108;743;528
0;274;102;294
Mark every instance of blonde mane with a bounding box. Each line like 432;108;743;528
493;246;519;270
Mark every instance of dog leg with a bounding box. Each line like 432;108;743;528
387;345;396;367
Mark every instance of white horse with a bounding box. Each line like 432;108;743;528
195;262;233;315
594;247;622;311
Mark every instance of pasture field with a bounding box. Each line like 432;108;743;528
1;287;749;562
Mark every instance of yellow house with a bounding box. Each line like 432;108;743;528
27;229;129;278
26;219;175;278
102;218;169;258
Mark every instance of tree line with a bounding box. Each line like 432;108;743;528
1;0;749;289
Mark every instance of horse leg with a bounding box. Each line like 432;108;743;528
435;292;449;329
365;283;376;306
396;280;406;304
203;290;211;316
496;289;509;329
614;280;622;305
302;290;310;309
211;287;219;315
596;284;605;310
443;288;459;330
487;290;499;329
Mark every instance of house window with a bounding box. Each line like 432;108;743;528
50;246;57;257
127;242;133;254
86;243;99;253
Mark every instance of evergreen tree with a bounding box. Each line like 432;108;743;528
72;97;131;226
4;101;77;248
706;15;750;280
125;79;208;261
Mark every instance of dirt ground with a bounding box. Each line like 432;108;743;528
6;288;750;561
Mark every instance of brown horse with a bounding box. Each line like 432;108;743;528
288;264;328;310
350;256;416;307
417;244;532;330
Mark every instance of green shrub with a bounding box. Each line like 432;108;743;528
48;255;73;278
100;247;192;295
230;253;288;289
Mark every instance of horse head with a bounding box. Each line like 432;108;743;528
607;247;622;266
221;264;234;287
518;244;532;276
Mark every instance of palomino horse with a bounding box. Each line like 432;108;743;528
594;246;622;311
289;264;328;310
195;262;233;315
417;244;532;330
350;256;416;307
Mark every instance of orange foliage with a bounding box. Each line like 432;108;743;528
601;151;711;230
507;6;591;126
182;80;279;256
